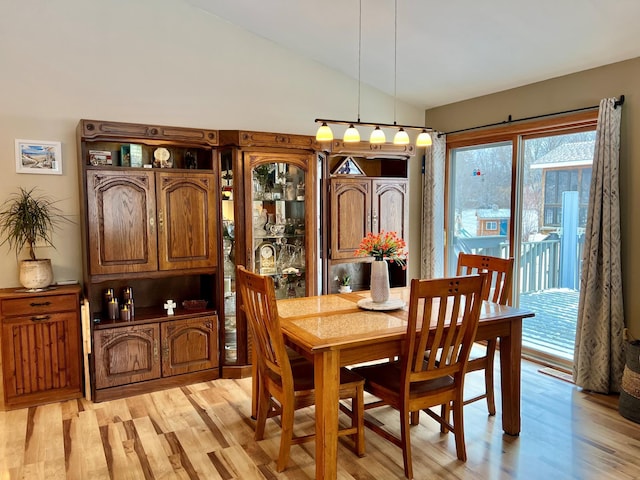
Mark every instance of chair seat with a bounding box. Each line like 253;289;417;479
352;361;454;396
268;358;364;392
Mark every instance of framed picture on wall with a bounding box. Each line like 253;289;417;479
15;139;63;175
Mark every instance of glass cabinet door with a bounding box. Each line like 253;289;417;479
219;143;317;371
251;161;307;299
220;152;237;364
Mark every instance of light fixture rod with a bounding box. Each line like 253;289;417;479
357;0;361;123
315;118;433;132
393;0;398;126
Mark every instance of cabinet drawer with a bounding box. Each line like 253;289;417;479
2;294;77;317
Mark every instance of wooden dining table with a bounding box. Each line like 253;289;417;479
276;287;535;480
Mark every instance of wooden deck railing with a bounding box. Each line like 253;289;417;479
454;235;584;294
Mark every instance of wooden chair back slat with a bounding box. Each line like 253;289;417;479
456;253;514;306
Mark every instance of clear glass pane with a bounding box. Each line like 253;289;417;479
220;151;237;364
520;130;596;361
447;142;513;273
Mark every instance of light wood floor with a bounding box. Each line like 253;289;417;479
1;357;638;480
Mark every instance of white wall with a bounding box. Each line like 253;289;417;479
0;0;425;288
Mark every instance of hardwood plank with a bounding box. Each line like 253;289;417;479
1;358;639;479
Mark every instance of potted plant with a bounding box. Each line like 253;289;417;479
335;274;352;293
0;187;69;289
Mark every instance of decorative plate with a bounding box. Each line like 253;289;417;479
357;298;406;311
153;147;172;168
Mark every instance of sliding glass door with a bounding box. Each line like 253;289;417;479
447;122;596;366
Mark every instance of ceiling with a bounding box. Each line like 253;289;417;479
186;0;640;109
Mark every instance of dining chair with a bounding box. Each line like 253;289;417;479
456;253;514;415
351;274;485;479
236;266;365;472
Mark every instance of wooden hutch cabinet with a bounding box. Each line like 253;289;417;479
322;140;413;293
0;285;83;409
77;119;221;401
217;130;319;376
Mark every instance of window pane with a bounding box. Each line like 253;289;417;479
448;142;512;274
521;130;596;362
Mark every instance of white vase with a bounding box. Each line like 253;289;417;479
338;285;352;294
370;259;390;303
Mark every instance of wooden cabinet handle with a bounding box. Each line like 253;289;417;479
154;339;158;361
30;315;51;322
30;301;51;307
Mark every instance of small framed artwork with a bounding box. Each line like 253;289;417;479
89;149;112;166
15;139;63;175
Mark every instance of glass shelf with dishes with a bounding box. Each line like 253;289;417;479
251;161;307;300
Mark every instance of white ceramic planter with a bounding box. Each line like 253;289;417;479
19;259;54;290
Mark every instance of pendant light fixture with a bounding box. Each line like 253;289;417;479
315;122;333;141
315;0;433;148
416;129;433;147
369;126;386;143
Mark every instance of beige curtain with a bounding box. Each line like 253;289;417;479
420;133;446;279
573;97;624;393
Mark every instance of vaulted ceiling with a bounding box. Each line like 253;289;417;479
186;0;640;109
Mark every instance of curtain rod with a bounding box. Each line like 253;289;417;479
438;94;625;138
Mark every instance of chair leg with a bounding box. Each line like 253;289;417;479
451;398;467;462
440;402;450;433
276;399;296;472
410;410;420;425
400;407;413;479
251;348;259;419
353;385;366;457
484;339;497;416
254;384;270;440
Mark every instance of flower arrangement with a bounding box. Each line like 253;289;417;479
355;230;407;268
334;274;351;286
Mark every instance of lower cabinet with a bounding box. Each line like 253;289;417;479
92;314;218;400
0;285;83;410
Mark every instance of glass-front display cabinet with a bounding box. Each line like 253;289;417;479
218;131;319;376
249;160;308;298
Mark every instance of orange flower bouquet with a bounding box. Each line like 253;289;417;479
355;230;407;268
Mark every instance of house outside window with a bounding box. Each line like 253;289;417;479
531;141;594;231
